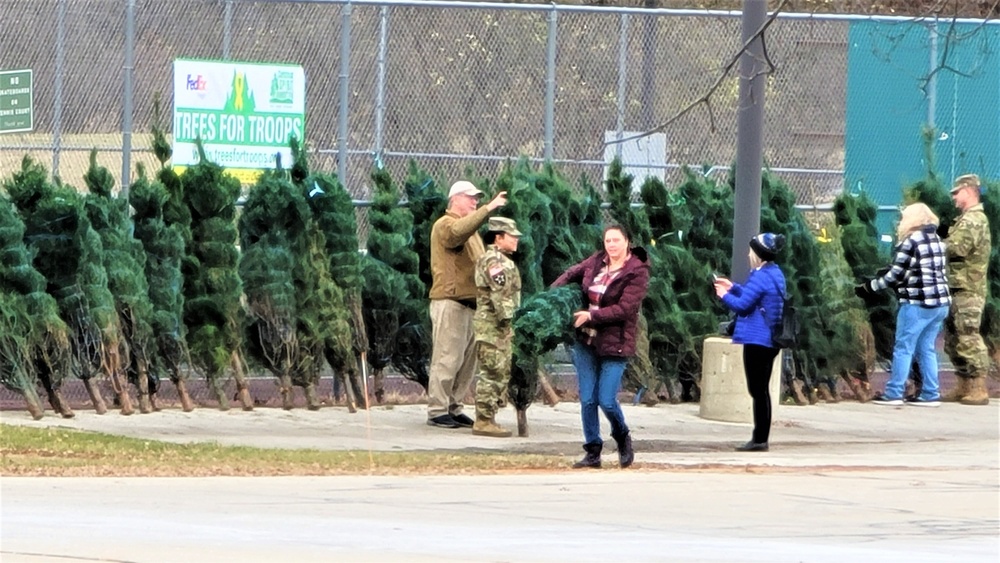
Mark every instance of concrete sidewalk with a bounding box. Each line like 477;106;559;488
2;400;998;563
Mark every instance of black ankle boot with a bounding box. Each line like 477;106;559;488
572;442;602;469
614;431;634;468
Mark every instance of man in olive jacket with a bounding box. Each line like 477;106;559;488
944;174;992;405
425;181;507;428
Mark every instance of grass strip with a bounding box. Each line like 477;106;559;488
0;424;569;477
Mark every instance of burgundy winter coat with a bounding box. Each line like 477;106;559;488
551;247;650;358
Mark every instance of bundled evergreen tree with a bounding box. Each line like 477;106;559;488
7;156;131;414
362;166;428;400
293;138;366;411
0;194;73;418
491;159;555;415
833;190;891;400
640;168;731;402
130;138;195;411
239;164;307;408
181;141;253;410
510;285;580;436
403;160;447;291
812;223;876;401
494;158;553;297
84;150;158;413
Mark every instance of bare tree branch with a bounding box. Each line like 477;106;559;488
602;0;791;152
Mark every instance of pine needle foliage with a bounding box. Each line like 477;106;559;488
180;141;246;408
7;156;123;411
403;160;447;291
129;163;190;396
980;178;1000;368
833;190;895;370
0;194;71;416
493;158;554;296
639;169;730;401
363;166;428;391
510;285;581;411
84;150;157;407
239;166;303;393
290;138;365;403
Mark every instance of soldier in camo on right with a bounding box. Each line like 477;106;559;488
944;174;992;405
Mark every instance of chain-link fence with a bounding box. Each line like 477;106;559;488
1;1;996;211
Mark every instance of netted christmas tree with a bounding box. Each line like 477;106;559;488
491;159;554;419
640;168;731;402
129;121;195;411
0;193;73;418
293;138;366;411
181;141;253;410
6;156;131;414
84;150;158;413
510;285;580;436
403;160;447;291
759;170;862;404
812;223;876;402
833;189;891;400
239;163;307;409
362;166;428;400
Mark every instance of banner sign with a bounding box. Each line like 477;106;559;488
172;58;305;183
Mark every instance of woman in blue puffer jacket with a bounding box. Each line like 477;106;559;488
714;233;787;453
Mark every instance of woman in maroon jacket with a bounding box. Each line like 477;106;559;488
552;225;650;469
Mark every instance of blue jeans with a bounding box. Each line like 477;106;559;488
885;303;949;401
572;341;628;446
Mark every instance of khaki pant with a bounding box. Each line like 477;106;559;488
427;299;477;419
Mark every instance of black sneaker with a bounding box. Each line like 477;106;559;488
906;397;941;407
450;413;475;428
427;414;460;428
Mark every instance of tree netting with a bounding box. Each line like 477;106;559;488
362;166;429;398
6;156;127;414
181;141;252;410
639;168;731;402
84;150;159;413
129;158;194;412
295;147;367;409
0;194;73;418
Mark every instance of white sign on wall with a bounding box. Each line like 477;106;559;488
603;131;668;190
172;58;306;184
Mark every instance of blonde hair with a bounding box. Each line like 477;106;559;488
896;202;939;240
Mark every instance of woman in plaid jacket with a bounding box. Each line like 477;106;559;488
856;202;951;407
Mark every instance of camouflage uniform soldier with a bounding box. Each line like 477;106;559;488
944;174;992;405
472;217;522;437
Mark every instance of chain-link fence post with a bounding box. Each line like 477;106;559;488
375;5;389;160
337;1;353;181
121;0;136;194
543;6;557;161
53;0;67;178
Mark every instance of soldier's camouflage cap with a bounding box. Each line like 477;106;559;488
951;174;982;194
487;217;523;236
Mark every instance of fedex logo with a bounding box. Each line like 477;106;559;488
186;74;207;91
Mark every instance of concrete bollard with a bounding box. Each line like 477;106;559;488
699;336;781;423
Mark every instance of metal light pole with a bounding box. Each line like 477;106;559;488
731;0;767;281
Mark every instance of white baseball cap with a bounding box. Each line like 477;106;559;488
447;180;484;199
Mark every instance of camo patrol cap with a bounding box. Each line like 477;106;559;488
487;217;522;236
951;174;982;194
